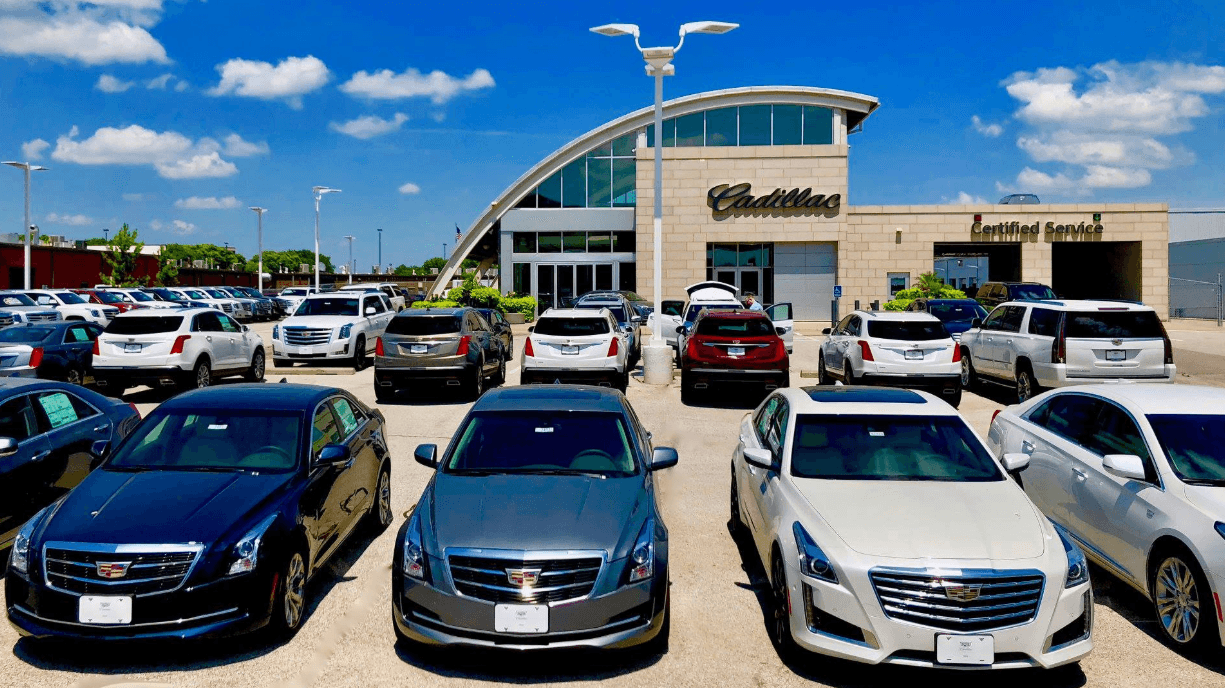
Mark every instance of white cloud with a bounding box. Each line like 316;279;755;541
171;219;195;235
207;55;329;109
148;219;162;230
122;192;144;201
155;152;237;179
50;124;252;179
20;138;49;160
144;72;172;89
175;195;241;210
95;71;184;93
330;113;408;139
95;73;132;92
398;181;420;195
946;191;989;204
173;79;188;92
339;67;494;104
997;165;1151;196
0;1;170;65
221;133;268;157
45;212;93;226
970;115;1003;137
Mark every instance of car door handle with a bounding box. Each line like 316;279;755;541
206;336;213;341
93;424;109;433
1072;468;1087;482
32;450;50;461
1021;440;1035;454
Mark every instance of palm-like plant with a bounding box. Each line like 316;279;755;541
917;271;945;296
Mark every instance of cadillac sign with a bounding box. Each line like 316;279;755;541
708;183;841;213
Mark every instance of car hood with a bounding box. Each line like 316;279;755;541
430;474;642;553
1182;484;1225;519
283;315;356;328
793;479;1046;561
40;469;293;545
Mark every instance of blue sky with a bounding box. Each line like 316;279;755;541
1;0;1223;270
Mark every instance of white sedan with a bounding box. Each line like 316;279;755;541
988;382;1225;651
731;386;1092;669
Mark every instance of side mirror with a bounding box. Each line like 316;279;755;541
821;327;832;335
414;443;438;468
1001;453;1030;473
632;316;645;324
970;318;983;329
775;327;786;336
90;439;110;459
242;324;250;332
1103;454;1146;481
365;306;376;315
527;326;535;333
674;325;685;334
315;444;351;469
0;437;19;457
743;447;775;471
651;447;678;471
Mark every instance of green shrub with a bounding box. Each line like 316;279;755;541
468;286;502;308
501;295;538;322
411;299;460;309
883;298;912;311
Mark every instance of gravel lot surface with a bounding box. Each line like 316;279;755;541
4;321;1225;687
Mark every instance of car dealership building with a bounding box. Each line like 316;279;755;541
433;86;1170;321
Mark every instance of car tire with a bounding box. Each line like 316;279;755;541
492;353;506;386
364;465;393;532
680;371;696;405
1151;548;1217;651
469;360;485;400
816;353;829;385
960;351;977;390
244;349;266;382
270;547;309;639
1015;364;1039;403
188;359;211;390
273;357;290;368
375;385;395;404
617;370;629;393
351;335;366;371
947;384;963;409
843;362;855;385
65;366;84;386
729;464;745;536
770;552;799;659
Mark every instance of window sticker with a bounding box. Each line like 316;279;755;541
333;399;359;436
39;393;79;428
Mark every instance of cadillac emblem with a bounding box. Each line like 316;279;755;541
941;582;983;602
1112;338;1123;346
506;568;541;587
96;562;131;579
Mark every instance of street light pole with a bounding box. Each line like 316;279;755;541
343;235;355;284
312;186;341;291
250;206;267;291
3;161;49;289
377;228;383;270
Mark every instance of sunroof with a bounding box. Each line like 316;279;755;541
802;387;925;404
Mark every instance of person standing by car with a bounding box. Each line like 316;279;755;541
744;293;764;311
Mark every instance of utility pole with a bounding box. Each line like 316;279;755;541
344;235;355;284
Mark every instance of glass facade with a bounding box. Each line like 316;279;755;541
706;242;776;304
512;231;637;254
516;133;637;210
648;104;834;148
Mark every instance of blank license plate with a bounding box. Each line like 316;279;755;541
905;349;923;360
79;595;132;625
410;344;428;354
561;345;579;355
727;347;746;356
936;634;993;665
124;343;141;353
494;604;548;634
1106;349;1126;361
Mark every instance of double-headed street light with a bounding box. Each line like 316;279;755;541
250;206;267;291
590;20;738;384
312;186;341;290
3;161;49;289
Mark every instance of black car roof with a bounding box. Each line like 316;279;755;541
474;385;626;413
158;383;340;412
394;307;466;316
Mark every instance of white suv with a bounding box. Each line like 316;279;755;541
339;282;405;311
277;286;320;313
960;299;1175;403
987;383;1225;650
521;308;629;391
732;386;1093;669
24;289;117;325
817;311;962;407
92;308;265;394
169;287;242;318
272;291;394;369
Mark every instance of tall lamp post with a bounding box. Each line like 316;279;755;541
3;161;49;289
103;228;110;242
250;206;267;291
312;186;341;290
377;227;383;271
343;235;355;284
590;20;738;384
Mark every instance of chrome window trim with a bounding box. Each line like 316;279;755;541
41;541;205;598
444;547;607;608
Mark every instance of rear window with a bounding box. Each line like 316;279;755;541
0;327;54;343
105;316;183;335
95;292;128;304
696;317;774;337
926;302;987;324
1027;307;1062;337
867;320;949;341
535;317;610;336
1066;311;1163;339
386;315;462;336
575;302;627;323
1010;284;1057;300
684;303;740;322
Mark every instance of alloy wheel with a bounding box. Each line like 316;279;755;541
283;552;306;630
771;557;791;649
1155;556;1200;644
196;363;211;389
251;350;265;380
960;357;972;386
1016;369;1033;402
376;471;392;526
817;355;827;384
843;363;854;385
66;368;82;385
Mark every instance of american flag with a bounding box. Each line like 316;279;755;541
455;224;462;241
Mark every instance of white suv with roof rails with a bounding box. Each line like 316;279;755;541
521;308;629;391
817;310;962;407
959;299;1175;403
23;289;117;325
272;291;394;369
732;386;1092;669
339;282;405;311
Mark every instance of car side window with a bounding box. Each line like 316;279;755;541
331;397;363;437
1033;394;1102;447
755;396;780;442
1028;308;1061;337
848;316;862;336
382;286;395;300
65;325;91;343
1088;402;1158;482
999;306;1026;333
311;404;343;456
766;399;790;455
217;314;241;333
32;391;98;430
0;394;38;442
194;312;222;332
981;306;1006;330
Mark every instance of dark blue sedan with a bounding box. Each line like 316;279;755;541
0;322;102;385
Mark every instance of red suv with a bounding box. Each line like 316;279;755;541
678;309;789;403
72;289;144;313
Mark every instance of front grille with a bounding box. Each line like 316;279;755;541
102;307;119;318
28;312;58;322
44;545;200;597
0;314;13;327
448;553;603;605
870;569;1044;632
219;303;234;313
284;327;332;346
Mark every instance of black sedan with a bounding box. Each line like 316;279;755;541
474;308;514;358
0;378;140;551
6;383;392;641
0;322;102;385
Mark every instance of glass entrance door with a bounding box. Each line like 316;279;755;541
713;268;761;299
536;263;625;309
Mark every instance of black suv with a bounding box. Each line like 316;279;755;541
975;281;1057;309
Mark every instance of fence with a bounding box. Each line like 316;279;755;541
1169;276;1223;324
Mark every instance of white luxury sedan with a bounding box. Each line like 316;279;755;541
987;383;1225;651
731;386;1092;669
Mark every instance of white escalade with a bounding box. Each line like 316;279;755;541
272;292;394;369
277;286;320;313
24;289;118;326
732;386;1093;669
521;308;629;391
339;282;405;311
92;308;265;394
959;299;1176;403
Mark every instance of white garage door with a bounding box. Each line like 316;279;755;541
774;243;836;321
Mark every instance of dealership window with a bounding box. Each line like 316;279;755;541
739;105;772;146
514;231;634;255
612;231;635;253
538;172;562;208
563;232;586;253
888;272;910;296
611;158;635;207
705;107;737;146
537;232;562;253
514;188;537;209
773;105;802;145
803;106;834;145
561;159;586;208
512;263;531;294
619;262;636;292
588;233;612;253
587;158;612;207
675;112;704;146
512;232;536;253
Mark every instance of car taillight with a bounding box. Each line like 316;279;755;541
524;337;534;357
951;345;962;363
375;337;384;356
1159;321;1174;364
858;340;874;362
170;334;191;355
1051;313;1067;364
128;403;141;419
29;347;43;368
685;337;699;361
607;336;619;357
456;335;471;356
92;338;100;355
991;409;1001;424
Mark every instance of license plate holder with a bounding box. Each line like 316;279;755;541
1106;349;1126;361
494;604;548;634
936;633;994;665
124;343;141;353
410;344;428;354
78;595;133;625
561;345;580;355
727;346;746;356
905;349;923;360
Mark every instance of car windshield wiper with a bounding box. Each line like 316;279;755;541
517;468;610;479
173;465;244;472
106;465;153;472
1180;478;1225;486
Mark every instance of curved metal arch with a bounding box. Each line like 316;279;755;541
428;85;880;297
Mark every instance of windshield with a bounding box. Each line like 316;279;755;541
927;302;988;323
386;314;461;335
684;303;741;323
867;320;950;341
95;292;128;304
282;288;310;296
153;289;185;302
295;297;359;317
183;290;207;299
203;289;229;299
1066;310;1163;339
0;293;35;307
1147;415;1225;484
790;414;1002;482
108;409;302;472
126;291;154;302
444;411;637;477
0;327;54;343
575;302;627;323
1010;284;1057;300
53;292;87;304
106;316;183;335
535;317;610;336
696;317;774;337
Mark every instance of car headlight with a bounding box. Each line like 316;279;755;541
11;506;50;575
228;514;277;576
339;324;352;339
628;518;654;583
793;522;838;583
89;309;101;317
272;325;280;341
1054;524;1089;588
403;510;428;580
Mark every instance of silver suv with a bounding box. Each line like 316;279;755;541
373;307;505;402
959;299;1175;402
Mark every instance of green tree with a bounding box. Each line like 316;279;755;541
161;243;247;270
101;224;149;286
422;256;447;270
917;271;946;295
157;260;179;286
393;264;414;276
249;249;333;274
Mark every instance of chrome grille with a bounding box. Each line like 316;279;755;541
219;303;234;313
0;314;13;327
102;307;119;319
870;569;1044;632
44;545;201;597
28;312;59;322
448;553;603;605
284;327;332;345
